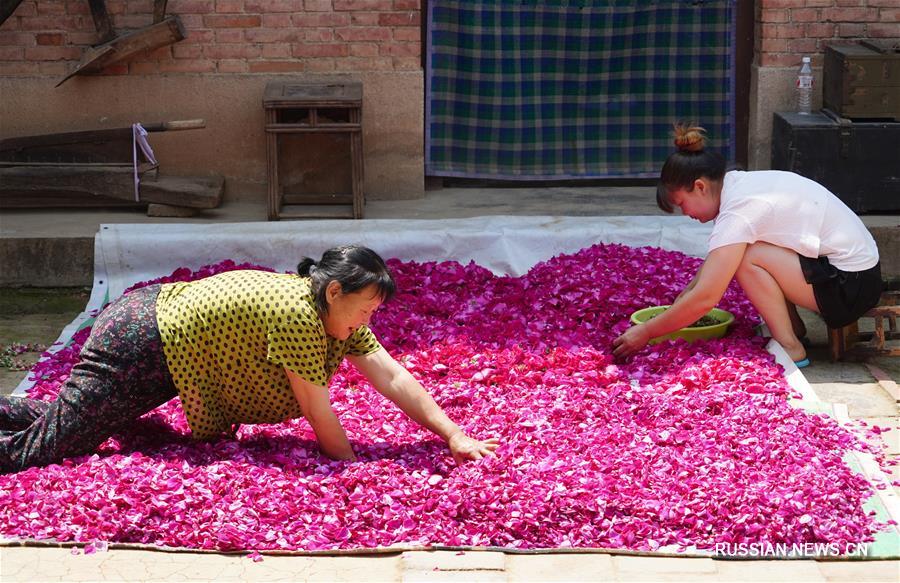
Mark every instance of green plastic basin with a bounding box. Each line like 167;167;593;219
629;305;735;344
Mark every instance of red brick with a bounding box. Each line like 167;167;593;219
37;1;67;16
335;26;391;42
261;43;291;57
106;0;126;14
249;60;306;72
291;12;350;26
19;16;86;30
66;1;87;14
24;45;81;60
244;0;298;12
788;38;818;53
759;0;796;8
126;0;154;12
130;61;160;74
350;12;379;25
215;28;245;42
304;28;335;41
179;28;214;43
821;7;879;21
760;8;789;23
837;23;866;37
159;59;216;72
760;37;789;52
0;46;24;60
349;42;378;56
291;42;348;57
204;14;261;27
380;41;419;57
99;63;129;75
869;0;899;5
805;22;835;38
204;43;261;58
775;23;806;38
393;0;419;9
145;45;173;60
805;0;832;7
12;1;37;17
759;52;798;67
217;58;249;72
869;22;900;37
215;0;244;12
36;32;65;45
39;61;71;75
392;55;420;70
262;14;293;27
169;0;215;13
245;27;299;42
304;57;335;71
378;11;418;26
173;43;203;58
334;0;392;10
834;0;863;5
0;62;35;74
114;15;155;28
392;27;419;42
68;32;99;44
0;32;35;45
790;8;818;22
337;55;390;70
304;0;332;10
177;14;205;28
879;8;900;21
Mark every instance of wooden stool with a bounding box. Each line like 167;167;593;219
829;290;900;360
263;81;364;220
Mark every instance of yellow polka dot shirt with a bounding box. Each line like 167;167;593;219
155;270;382;440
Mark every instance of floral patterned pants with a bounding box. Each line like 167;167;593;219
0;285;177;473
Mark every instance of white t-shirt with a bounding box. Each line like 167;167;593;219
708;170;879;271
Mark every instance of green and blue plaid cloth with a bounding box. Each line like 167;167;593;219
426;0;736;179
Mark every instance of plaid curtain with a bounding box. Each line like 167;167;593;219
426;0;736;179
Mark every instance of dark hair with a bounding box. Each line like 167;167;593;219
297;245;396;314
656;124;726;213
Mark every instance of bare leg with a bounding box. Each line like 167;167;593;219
734;242;818;362
786;301;807;339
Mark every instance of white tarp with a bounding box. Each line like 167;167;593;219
98;215;713;300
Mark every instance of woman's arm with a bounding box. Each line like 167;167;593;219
612;243;747;358
284;367;356;461
348;348;499;464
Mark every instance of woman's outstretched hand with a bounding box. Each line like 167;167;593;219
447;432;500;465
612;323;652;359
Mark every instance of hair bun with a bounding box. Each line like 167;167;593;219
673;123;707;153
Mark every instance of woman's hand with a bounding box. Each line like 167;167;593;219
447;432;500;465
612;323;652;359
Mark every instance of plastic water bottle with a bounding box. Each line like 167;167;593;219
797;56;813;114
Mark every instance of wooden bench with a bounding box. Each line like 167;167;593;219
829;289;900;360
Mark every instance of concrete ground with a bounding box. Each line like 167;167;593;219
1;187;899;581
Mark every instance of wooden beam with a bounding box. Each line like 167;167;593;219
56;16;186;87
0;0;24;28
86;0;116;44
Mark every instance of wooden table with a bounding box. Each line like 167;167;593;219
263;81;364;220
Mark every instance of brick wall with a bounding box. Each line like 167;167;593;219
757;0;899;68
0;0;421;76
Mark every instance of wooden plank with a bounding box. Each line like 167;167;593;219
57;16;186;87
0;166;223;208
86;0;116;44
0;0;24;27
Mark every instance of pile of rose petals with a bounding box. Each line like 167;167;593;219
0;244;890;552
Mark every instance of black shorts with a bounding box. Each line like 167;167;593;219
799;256;883;329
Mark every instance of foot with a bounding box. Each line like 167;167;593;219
780;338;807;364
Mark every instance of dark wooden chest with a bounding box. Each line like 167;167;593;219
771;111;900;213
824;43;900;121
